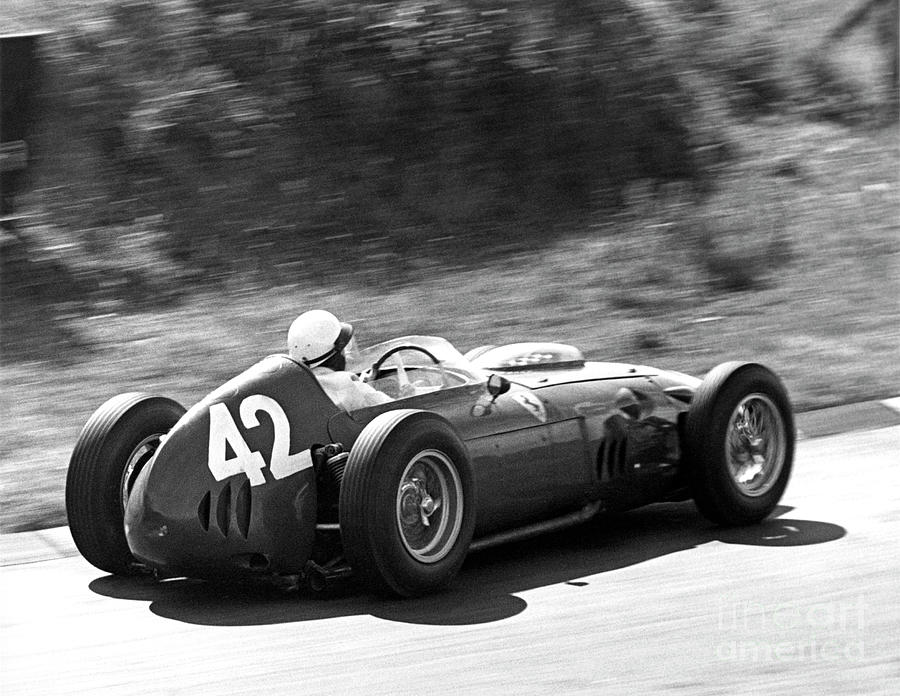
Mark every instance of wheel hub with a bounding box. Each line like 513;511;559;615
395;450;463;564
399;477;440;527
726;394;786;497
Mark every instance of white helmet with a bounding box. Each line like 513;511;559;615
288;310;353;367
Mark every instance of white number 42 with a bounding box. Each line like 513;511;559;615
207;394;313;486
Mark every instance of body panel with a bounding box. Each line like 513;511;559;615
122;337;700;580
342;381;590;535
125;356;332;578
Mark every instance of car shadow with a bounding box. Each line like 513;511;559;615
88;503;846;627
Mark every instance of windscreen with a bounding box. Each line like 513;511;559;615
348;335;487;385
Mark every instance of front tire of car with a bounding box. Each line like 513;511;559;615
66;393;186;575
684;362;795;526
339;410;476;597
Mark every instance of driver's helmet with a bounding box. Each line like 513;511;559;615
288;310;354;367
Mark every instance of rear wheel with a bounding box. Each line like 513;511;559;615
684;362;794;525
66;393;185;575
339;410;475;597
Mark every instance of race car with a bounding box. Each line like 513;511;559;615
66;336;794;597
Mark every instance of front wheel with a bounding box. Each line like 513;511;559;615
339;410;476;597
684;362;795;525
66;393;186;575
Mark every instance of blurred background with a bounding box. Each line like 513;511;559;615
1;0;898;531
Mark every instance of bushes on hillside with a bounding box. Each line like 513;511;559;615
22;0;709;285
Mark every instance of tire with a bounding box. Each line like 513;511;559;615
684;362;795;525
339;410;476;597
66;393;186;575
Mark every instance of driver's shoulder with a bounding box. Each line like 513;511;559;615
313;367;358;385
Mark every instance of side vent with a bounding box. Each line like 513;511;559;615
598;436;629;481
216;483;231;537
615;438;628;476
197;491;211;532
235;479;252;539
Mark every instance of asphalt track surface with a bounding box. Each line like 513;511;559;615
2;401;899;696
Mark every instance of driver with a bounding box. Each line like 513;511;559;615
287;310;393;411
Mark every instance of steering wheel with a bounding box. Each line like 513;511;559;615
367;345;450;396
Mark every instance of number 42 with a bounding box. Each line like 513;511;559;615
207;395;312;486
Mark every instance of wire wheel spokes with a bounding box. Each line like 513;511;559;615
726;394;786;497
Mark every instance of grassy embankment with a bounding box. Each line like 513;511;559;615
1;1;898;532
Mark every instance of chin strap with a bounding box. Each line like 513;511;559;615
306;323;353;367
305;347;337;368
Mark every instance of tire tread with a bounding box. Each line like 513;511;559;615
339;410;474;597
66;393;185;574
684;362;794;525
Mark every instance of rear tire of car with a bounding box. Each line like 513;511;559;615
66;393;186;575
684;362;794;526
339;410;476;597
